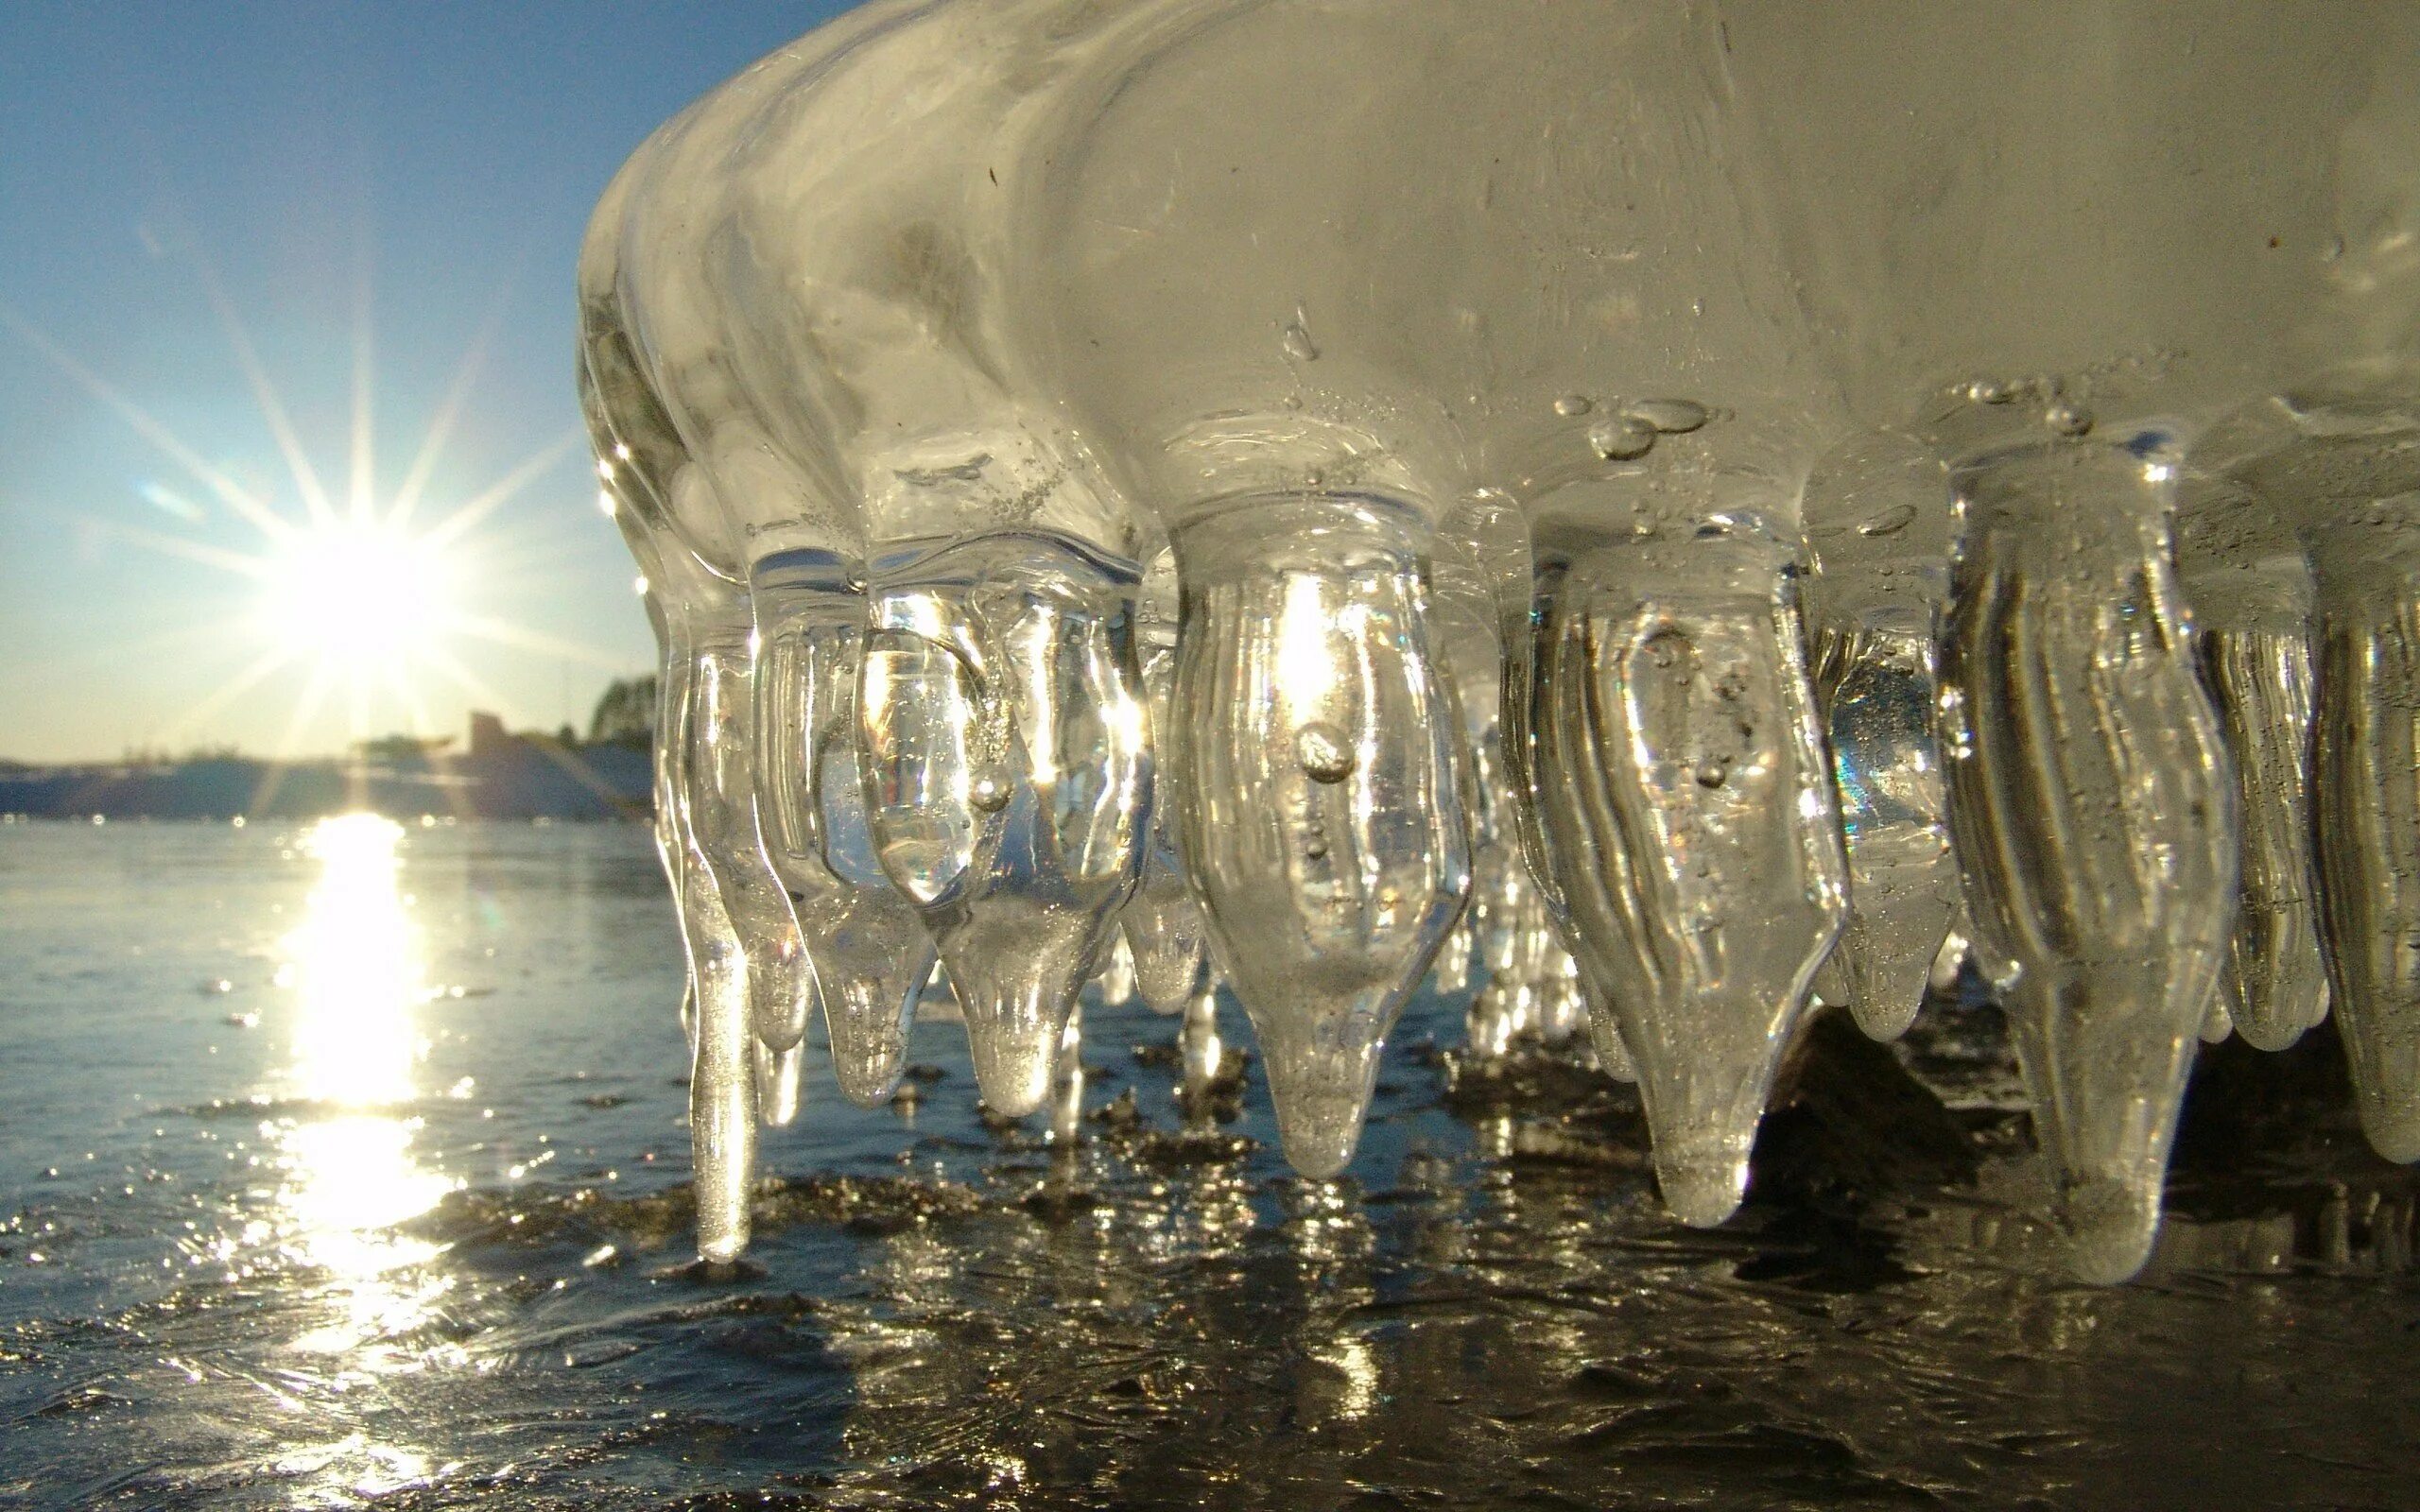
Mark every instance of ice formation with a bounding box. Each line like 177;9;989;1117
578;0;2420;1280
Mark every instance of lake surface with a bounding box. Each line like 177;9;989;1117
1;818;2414;1510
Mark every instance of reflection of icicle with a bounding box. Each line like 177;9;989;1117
753;549;937;1106
1939;435;2236;1282
1050;1004;1086;1144
1172;495;1471;1177
1529;509;1844;1227
857;532;1150;1117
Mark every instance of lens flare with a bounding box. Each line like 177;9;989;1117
260;519;455;668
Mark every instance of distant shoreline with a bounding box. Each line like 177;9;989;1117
0;742;652;823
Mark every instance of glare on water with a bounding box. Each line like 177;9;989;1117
268;815;456;1360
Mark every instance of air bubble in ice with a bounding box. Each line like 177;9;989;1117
2046;403;2095;438
1587;415;1657;460
1623;398;1710;435
1295;722;1356;782
1858;503;1916;538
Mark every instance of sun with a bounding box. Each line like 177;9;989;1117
259;517;456;667
5;243;627;764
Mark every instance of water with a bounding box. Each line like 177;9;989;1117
0;818;2414;1508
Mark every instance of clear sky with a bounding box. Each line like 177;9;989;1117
0;1;856;764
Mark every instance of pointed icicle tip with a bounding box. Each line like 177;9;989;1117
1170;493;1474;1181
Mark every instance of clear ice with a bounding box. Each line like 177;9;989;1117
1169;495;1471;1178
858;534;1150;1117
1938;437;2237;1283
2171;467;2330;1052
1802;435;1962;1041
1119;554;1219;1018
2230;402;2420;1160
751;547;936;1106
577;0;2420;1278
1528;507;1847;1226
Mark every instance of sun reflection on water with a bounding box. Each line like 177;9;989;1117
269;814;458;1365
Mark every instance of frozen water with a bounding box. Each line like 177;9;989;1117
1527;507;1846;1227
857;532;1150;1118
575;0;2420;1276
1168;494;1471;1178
2171;469;2330;1051
1938;435;2237;1283
1802;433;1961;1041
751;547;937;1106
1119;558;1220;1017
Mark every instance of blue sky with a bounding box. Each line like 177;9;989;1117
0;2;855;763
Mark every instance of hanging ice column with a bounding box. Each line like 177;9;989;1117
752;547;936;1106
1938;432;2238;1283
2228;402;2420;1160
1526;498;1847;1227
1119;551;1219;1020
579;320;766;1263
1800;434;1962;1041
857;523;1151;1117
2171;462;2329;1052
1171;494;1472;1177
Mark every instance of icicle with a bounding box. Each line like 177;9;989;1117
1466;975;1517;1062
1096;932;1138;1007
1938;432;2237;1282
2172;474;2330;1052
1122;553;1218;1016
754;1037;804;1127
752;548;936;1105
667;649;759;1264
689;621;818;1057
1179;987;1225;1120
2253;416;2420;1162
1800;433;1961;1041
1927;924;1970;998
1527;505;1845;1227
1170;494;1472;1177
856;532;1151;1117
1536;940;1585;1047
1431;919;1476;996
